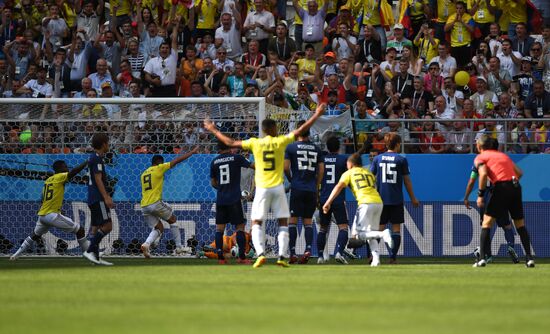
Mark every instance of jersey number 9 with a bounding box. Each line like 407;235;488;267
143;174;153;191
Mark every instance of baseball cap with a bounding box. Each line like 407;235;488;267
386;47;398;53
394;23;404;30
521;56;533;63
101;82;112;89
476;76;487;83
324;51;336;58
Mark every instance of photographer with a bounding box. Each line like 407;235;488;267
414;22;439;67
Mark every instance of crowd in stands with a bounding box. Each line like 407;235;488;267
0;0;549;154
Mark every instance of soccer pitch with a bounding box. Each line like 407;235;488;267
1;258;549;334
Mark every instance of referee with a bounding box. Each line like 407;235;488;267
473;134;535;268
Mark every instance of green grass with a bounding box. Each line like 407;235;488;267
1;257;549;334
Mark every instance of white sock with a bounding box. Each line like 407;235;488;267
251;224;264;256
360;231;384;240
277;226;289;258
13;236;34;258
170;225;182;248
77;237;90;252
367;238;379;254
145;229;160;245
371;250;380;264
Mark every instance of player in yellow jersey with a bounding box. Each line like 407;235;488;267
322;153;393;267
139;146;199;259
204;103;326;268
10;160;90;261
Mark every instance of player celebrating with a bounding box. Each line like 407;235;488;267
10;160;91;261
204;103;326;268
210;141;255;264
323;154;393;267
139;147;198;259
317;136;349;264
473;135;535;268
464;137;519;264
370;133;419;264
284;121;324;264
83;133;114;266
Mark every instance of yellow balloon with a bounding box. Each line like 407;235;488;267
455;71;470;86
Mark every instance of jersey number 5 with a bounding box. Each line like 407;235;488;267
379;162;397;184
42;184;54;201
263;150;275;171
143;174;153;191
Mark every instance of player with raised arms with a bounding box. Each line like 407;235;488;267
317;136;349;264
139;147;199;259
10;160;90;261
370;133;419;264
83;133;115;266
210;141;255;264
473;134;535;268
464;137;519;264
284;120;324;264
204;103;326;268
323;153;393;267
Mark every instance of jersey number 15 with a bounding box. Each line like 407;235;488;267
379;162;397;184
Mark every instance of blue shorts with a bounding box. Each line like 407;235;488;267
289;189;317;219
216;202;246;225
89;201;111;226
380;204;405;225
319;202;348;226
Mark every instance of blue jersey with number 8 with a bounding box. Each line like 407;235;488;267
370;152;410;205
210;153;251;205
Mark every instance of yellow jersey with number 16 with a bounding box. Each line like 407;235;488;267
242;133;295;188
339;167;382;205
141;162;171;207
38;173;69;216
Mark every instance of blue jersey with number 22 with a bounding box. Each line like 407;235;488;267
370;152;410;205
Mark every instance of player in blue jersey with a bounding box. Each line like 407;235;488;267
210;141;255;264
317;136;350;264
370;133;419;264
284;121;324;264
463;137;519;264
83;133;114;266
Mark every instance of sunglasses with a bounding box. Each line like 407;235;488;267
532;48;541;51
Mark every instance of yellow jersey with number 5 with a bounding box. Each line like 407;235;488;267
140;162;171;207
242;133;295;188
38;173;69;216
339;167;382;204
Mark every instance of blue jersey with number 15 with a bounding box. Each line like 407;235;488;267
370;152;410;205
210;153;251;205
320;153;348;204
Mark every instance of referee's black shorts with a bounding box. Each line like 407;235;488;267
485;181;524;220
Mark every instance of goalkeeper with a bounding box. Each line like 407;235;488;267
200;232;255;260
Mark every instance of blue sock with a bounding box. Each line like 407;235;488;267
289;225;297;256
391;232;401;260
215;231;224;260
365;241;372;258
336;229;348;255
236;230;246;259
304;225;313;251
88;229;105;255
503;227;515;247
317;230;326;258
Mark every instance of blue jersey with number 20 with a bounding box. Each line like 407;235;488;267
370;152;410;205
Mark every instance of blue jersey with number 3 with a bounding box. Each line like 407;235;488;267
285;141;323;192
210;153;251;205
370;152;410;205
320;153;348;204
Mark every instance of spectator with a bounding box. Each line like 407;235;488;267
461;99;484;130
414;23;439;67
88;58;115;93
497;92;520;118
514;56;536;100
387;23;413;59
497;39;522;77
215;12;243;61
3;39;36;81
445;1;474;68
42;3;69;53
0;7;18;56
361;0;389;49
475;115;505;150
524;80;550;118
296;43;316;80
68;31;93;90
332;22;357;61
510;114;532;153
433;0;456;42
241;39;266;78
529;42;543;80
447;119;473;153
468;0;498;39
442;76;464;114
100;82;121;119
195;33;217;60
511;22;535;57
117;59;137;96
17;66;52;98
472;41;490;74
268;21;296;66
194;0;223;39
213;47;235;72
292;0;327;55
402;45;423;76
419;114;447;153
94;20;125;76
198;57;224;94
224;62;247;97
144;18;179;97
281;62;300;96
354;100;380;141
179;45;204;96
470;76;499;115
504;0;527;39
431;94;456;122
139;21;164;64
76;0;103;41
126;37;146;80
391;59;414;99
243;0;275;54
484;22;503;55
320;51;338;81
49;48;72;97
411;76;434;117
486;56;511;96
325;90;348;116
381;114;411;144
430;42;458;78
355;25;382;72
423;62;444;96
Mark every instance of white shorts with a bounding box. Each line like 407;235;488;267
352;203;383;235
251;184;290;221
142;201;174;228
34;213;80;236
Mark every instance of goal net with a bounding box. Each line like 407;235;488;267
0;97;348;259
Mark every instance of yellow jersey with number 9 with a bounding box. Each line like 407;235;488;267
141;162;171;207
339;167;382;204
242;133;295;188
38;173;69;216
